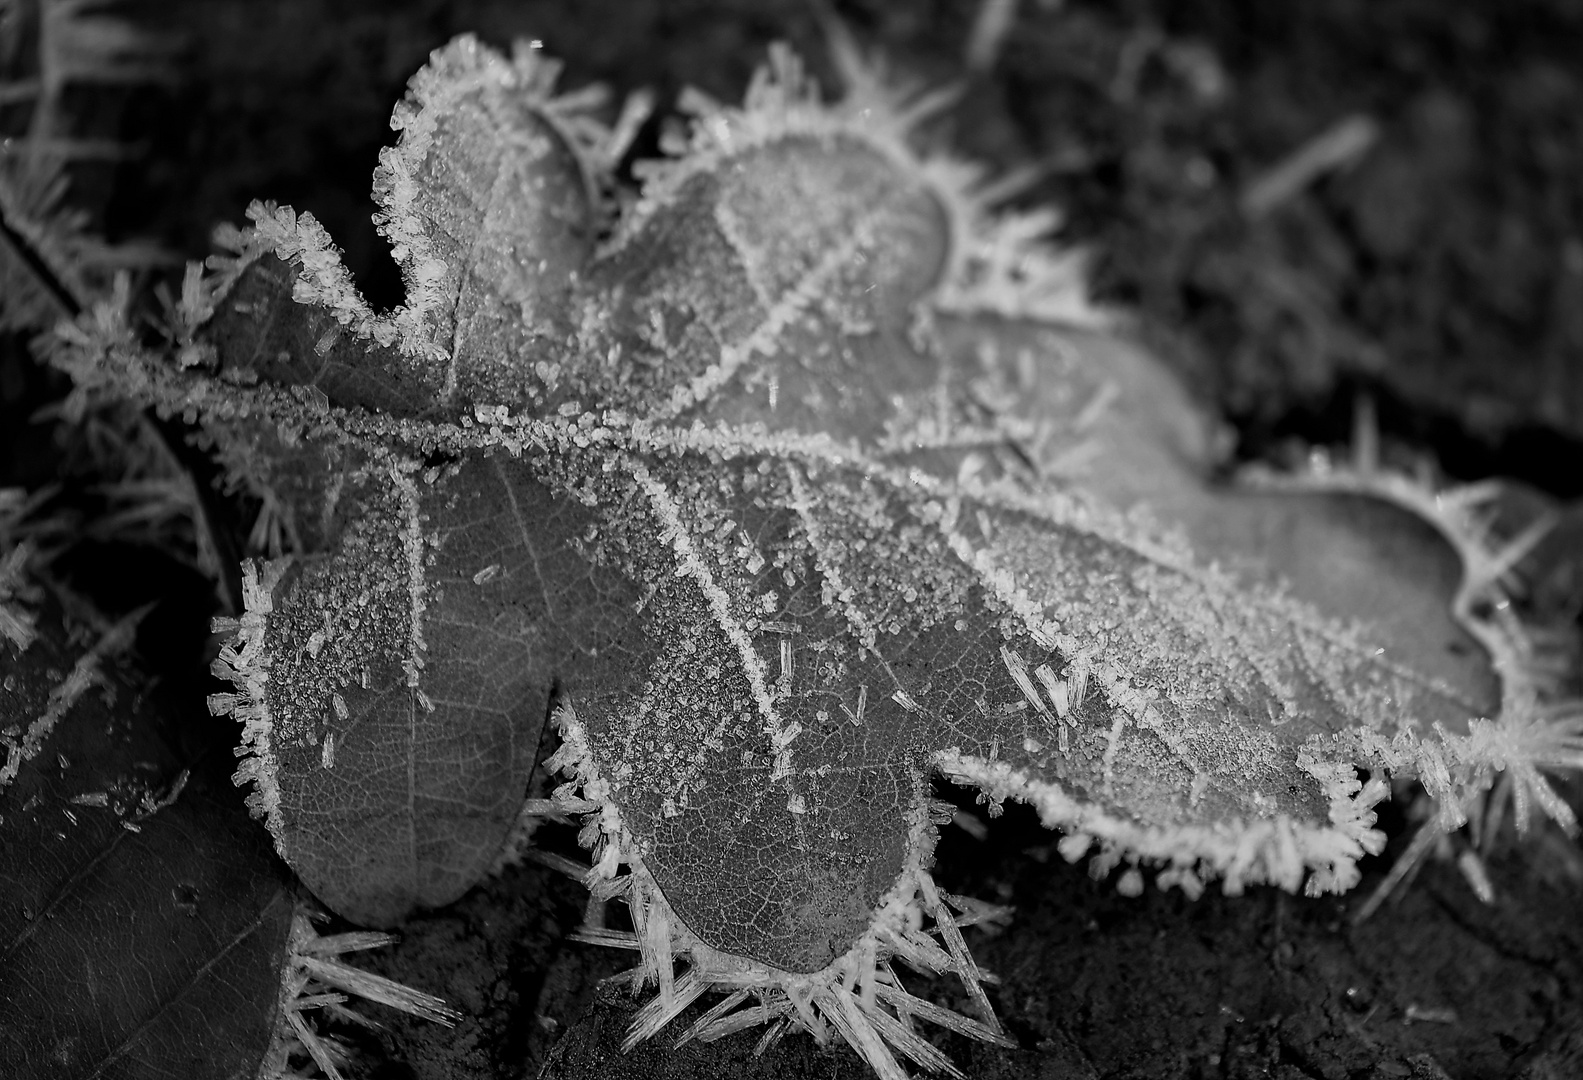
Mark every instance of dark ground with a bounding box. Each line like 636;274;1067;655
3;2;1581;1078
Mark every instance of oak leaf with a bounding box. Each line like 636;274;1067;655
44;34;1582;1080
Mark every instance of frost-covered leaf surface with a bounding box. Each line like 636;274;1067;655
217;448;648;927
968;322;1500;714
186;39;650;927
0;565;292;1080
44;31;1582;1078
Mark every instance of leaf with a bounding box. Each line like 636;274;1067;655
203;36;606;419
186;37;642;927
0;564;293;1080
949;318;1500;716
45;34;1581;1080
214;447;650;927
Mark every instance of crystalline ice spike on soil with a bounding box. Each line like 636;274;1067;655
257;902;461;1080
548;702;1015;1080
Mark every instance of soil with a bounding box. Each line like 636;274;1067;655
357;793;1583;1080
3;2;1581;1079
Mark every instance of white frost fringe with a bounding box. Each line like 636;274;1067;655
257;901;462;1080
1244;453;1583;912
616;27;1105;332
230;34;627;366
546;701;1016;1080
937;748;1392;901
209;559;291;849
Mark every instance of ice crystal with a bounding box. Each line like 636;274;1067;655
43;32;1581;1079
257;904;463;1080
0;0;173;331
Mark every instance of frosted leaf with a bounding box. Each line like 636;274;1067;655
207;35;612;418
950;317;1501;717
212;446;650;927
44;33;1579;1079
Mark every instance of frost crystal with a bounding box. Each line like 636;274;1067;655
45;32;1581;1079
257;903;462;1080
